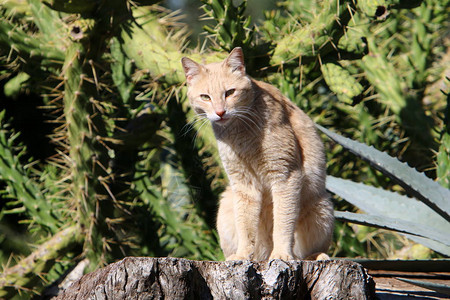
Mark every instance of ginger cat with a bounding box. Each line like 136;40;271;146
181;48;334;261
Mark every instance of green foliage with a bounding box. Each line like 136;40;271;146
0;0;448;297
202;0;254;52
328;176;450;256
0;226;82;298
321;126;450;256
437;86;450;188
319;125;450;221
321;62;364;104
437;132;450;188
3;72;29;97
269;0;351;64
0;111;60;233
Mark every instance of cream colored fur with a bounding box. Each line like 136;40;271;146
181;48;334;261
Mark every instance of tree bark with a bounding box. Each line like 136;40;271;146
54;257;376;299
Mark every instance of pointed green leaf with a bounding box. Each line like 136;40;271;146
318;125;450;223
334;211;450;246
327;176;450;255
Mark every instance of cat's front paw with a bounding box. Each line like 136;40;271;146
315;253;330;260
269;252;295;261
304;252;330;261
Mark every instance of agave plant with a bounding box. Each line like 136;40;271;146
319;125;450;256
319;124;450;294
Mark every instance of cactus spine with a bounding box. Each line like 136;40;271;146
62;41;110;266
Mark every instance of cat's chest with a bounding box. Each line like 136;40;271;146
217;137;260;167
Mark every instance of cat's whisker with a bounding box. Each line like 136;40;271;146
233;108;262;133
182;114;208;137
236;117;258;136
181;123;195;137
192;118;210;148
234;106;263;123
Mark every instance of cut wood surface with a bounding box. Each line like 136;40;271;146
356;259;450;300
54;257;376;299
373;272;450;300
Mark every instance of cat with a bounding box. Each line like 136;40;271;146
181;47;334;261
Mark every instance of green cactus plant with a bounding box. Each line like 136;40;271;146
269;0;351;65
437;131;450;189
321;62;364;104
0;111;60;233
202;0;254;53
0;225;82;298
357;0;389;20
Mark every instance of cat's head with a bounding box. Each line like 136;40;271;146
181;47;254;125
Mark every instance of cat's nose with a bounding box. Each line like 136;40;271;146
216;110;226;118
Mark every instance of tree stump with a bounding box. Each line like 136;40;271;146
54;257;376;299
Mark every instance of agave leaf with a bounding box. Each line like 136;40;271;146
334;211;450;246
327;176;450;255
396;278;450;295
317;125;450;223
327;176;449;229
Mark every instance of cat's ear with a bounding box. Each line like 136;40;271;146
181;57;202;84
225;47;245;75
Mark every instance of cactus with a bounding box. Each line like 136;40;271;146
0;225;82;298
62;41;113;267
120;8;227;85
321;62;364;104
269;0;351;65
436;87;450;188
202;0;254;52
0;111;60;233
336;27;368;55
437;132;450;188
0;0;448;297
357;0;389;20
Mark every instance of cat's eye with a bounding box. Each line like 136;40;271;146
200;94;211;101
225;89;235;98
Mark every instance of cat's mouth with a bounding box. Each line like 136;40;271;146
215;117;230;124
213;115;232;126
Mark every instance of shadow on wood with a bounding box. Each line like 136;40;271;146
54;257;376;299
